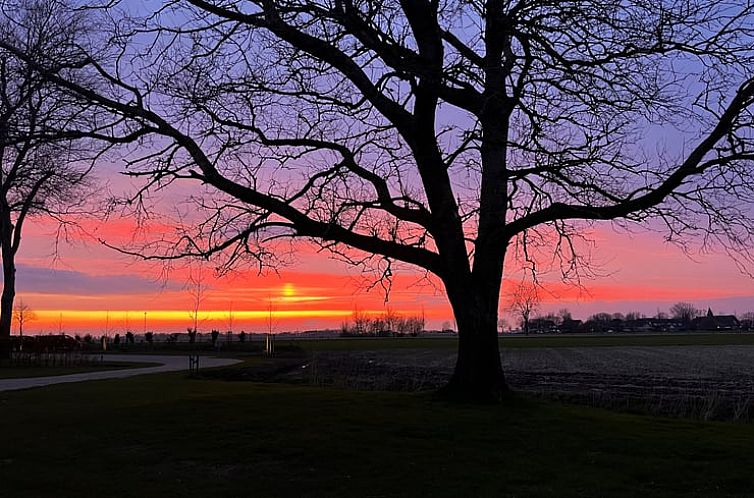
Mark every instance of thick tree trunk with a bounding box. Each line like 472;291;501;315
0;273;13;360
0;251;16;360
0;228;14;361
439;283;508;402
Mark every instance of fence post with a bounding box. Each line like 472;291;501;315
188;354;200;376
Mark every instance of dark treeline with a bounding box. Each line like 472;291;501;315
511;303;751;334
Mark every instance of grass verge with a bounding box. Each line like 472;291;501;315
276;332;754;352
0;361;161;379
1;372;753;497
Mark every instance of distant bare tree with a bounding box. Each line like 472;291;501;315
5;1;754;399
342;308;425;336
226;301;235;334
586;312;614;332
670;302;702;324
0;0;95;359
740;312;754;330
186;266;208;335
506;282;540;336
349;307;370;336
558;309;573;324
625;311;646;322
265;294;277;336
12;298;35;338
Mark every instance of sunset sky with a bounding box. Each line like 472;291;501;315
12;207;754;335
3;1;753;336
7;105;753;337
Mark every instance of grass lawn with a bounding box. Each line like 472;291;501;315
95;333;754;356
275;332;754;352
2;371;753;497
0;361;161;379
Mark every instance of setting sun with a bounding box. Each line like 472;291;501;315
282;283;296;298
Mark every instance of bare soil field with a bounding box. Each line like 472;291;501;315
301;345;754;421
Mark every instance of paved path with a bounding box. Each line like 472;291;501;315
0;354;241;392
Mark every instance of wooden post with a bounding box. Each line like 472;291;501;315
188;354;200;376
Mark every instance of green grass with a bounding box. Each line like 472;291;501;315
499;332;754;348
277;332;754;352
0;361;160;379
2;372;754;497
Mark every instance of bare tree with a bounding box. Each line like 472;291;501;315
226;301;234;333
625;311;645;322
740;311;754;330
5;1;754;399
265;293;277;336
557;309;573;323
506;282;539;336
186;266;208;335
12;298;35;338
0;0;95;359
344;306;371;336
670;302;702;324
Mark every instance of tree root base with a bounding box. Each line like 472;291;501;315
435;378;511;404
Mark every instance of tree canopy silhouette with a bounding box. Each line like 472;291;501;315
3;0;754;399
0;0;95;359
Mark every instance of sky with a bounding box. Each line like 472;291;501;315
4;2;754;336
10;210;754;335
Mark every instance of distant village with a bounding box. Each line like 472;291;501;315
339;302;752;337
517;307;748;335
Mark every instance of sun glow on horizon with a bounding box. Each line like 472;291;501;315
24;309;364;334
33;309;357;322
282;283;296;297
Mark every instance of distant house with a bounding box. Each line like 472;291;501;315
651;318;684;332
559;319;583;334
622;317;683;332
609;318;625;333
691;308;740;331
624;318;654;333
529;318;557;334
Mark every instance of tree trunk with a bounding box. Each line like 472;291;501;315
439;283;508;402
0;214;14;361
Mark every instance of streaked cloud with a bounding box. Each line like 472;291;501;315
8;264;170;296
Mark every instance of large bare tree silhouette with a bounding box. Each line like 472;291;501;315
0;0;95;359
3;0;754;399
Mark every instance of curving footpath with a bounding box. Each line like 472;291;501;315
0;354;241;392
